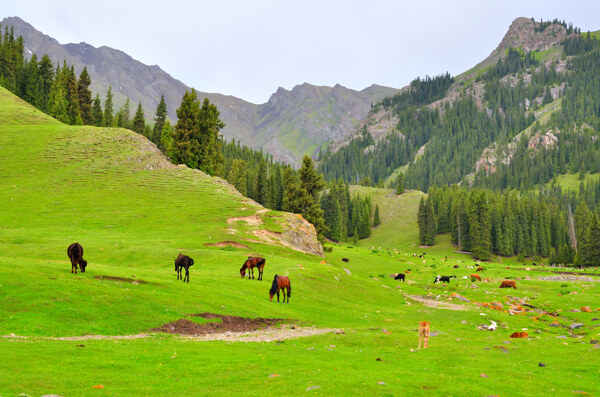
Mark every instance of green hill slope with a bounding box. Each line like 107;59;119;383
1;87;599;396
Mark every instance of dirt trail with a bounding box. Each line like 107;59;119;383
407;295;470;311
2;326;337;343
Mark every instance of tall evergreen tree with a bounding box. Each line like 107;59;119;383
396;173;405;194
37;55;54;112
65;65;82;125
197;97;225;175
153;94;167;146
77;66;93;124
132;101;146;135
172;89;201;168
103;86;114;127
92;93;103;126
373;204;381;227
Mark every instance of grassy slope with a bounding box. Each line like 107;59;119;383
1;88;600;396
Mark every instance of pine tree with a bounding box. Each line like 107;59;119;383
373;204;381;227
132;101;146;135
467;191;491;260
197;97;224;175
121;98;131;129
227;159;248;195
77;66;93;124
172;89;201;168
65;65;82;125
92;93;103;126
396;173;405;194
153;94;167;146
47;65;69;124
103;86;114;127
37;55;54;112
160;120;174;159
424;197;436;245
418;197;427;245
256;160;268;205
299;155;325;200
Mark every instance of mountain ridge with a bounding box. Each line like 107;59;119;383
2;16;398;166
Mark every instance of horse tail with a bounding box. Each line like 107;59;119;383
270;275;279;295
258;257;266;268
190;259;194;266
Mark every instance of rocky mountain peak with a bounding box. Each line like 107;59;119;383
497;17;571;54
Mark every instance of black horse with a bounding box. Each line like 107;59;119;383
67;242;87;274
174;254;194;283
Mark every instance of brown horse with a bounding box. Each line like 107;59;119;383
269;275;291;303
67;242;87;274
240;256;266;280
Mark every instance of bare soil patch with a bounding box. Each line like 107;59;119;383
227;215;263;225
151;313;282;335
94;275;147;284
204;241;250;249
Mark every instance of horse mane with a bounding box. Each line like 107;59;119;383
269;274;279;295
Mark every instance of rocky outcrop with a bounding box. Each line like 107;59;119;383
528;129;559;151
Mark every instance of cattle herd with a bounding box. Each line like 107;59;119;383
66;243;291;302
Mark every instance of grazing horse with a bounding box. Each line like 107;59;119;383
418;321;431;349
174;254;194;283
67;242;87;274
240;256;266;280
269;275;291;303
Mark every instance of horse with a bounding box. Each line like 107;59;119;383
240;256;266;280
269;275;291;303
67;242;87;274
174;254;194;283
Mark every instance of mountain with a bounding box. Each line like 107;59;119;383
2;16;397;166
319;17;600;191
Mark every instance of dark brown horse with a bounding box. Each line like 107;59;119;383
269;275;291;303
240;256;266;280
174;254;194;283
67;242;87;274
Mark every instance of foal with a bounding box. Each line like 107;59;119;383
418;321;431;349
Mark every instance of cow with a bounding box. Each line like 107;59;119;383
453;265;460;269
500;280;517;289
418;321;431;349
67;242;87;274
174;254;194;283
470;274;481;281
510;331;528;338
434;275;456;284
394;273;406;282
476;267;484;272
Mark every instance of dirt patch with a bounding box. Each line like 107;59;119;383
151;313;283;336
227;215;263;225
204;241;250;249
407;295;470;311
94;275;147;284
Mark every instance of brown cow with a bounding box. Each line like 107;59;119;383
476;267;484;272
500;280;517;289
510;331;528;338
470;274;481;281
67;242;87;274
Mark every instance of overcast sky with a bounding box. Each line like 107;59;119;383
2;1;599;104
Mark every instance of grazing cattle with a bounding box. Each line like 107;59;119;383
500;280;517;289
453;265;459;269
269;275;291;303
418;321;431;349
394;273;405;282
470;274;481;282
67;242;87;274
510;331;528;338
476;267;484;272
240;256;266;280
434;275;456;283
342;258;349;263
174;254;194;283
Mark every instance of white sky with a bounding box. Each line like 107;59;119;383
2;0;599;104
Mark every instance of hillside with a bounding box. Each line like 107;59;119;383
1;86;600;396
319;17;600;192
2;16;397;166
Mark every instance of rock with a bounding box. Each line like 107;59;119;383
376;357;383;361
592;318;599;321
590;339;599;344
461;320;467;324
539;362;546;367
570;309;581;312
556;335;567;339
334;330;345;335
269;374;280;378
378;381;386;385
306;386;321;391
480;373;489;378
343;268;351;275
569;323;584;330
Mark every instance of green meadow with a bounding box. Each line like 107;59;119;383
1;87;600;396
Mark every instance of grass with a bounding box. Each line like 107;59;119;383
548;172;600;194
2;87;600;396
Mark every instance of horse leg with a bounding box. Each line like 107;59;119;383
185;267;189;283
251;267;254;280
259;268;262;281
286;287;289;303
277;290;280;303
